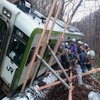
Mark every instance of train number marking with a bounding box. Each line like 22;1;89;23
6;66;14;74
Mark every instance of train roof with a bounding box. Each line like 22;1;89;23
0;0;84;37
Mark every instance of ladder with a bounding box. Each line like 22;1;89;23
21;0;71;92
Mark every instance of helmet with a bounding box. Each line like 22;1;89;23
78;41;81;44
72;38;76;42
65;42;68;46
84;43;89;47
81;41;84;44
89;50;95;59
78;41;83;44
87;50;95;59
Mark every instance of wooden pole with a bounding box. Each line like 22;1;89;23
29;1;62;86
47;69;70;74
68;70;73;100
37;68;100;91
21;0;57;93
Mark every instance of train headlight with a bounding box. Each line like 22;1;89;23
3;9;7;14
7;12;11;18
2;7;11;19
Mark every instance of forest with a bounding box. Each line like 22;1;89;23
72;9;100;64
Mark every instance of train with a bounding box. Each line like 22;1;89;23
0;0;84;96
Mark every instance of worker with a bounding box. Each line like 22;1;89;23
65;42;70;50
71;38;77;58
61;51;70;69
84;51;92;70
78;49;87;73
85;50;95;70
83;43;90;53
58;44;63;54
77;41;84;54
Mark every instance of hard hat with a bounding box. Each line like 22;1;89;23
89;50;95;59
78;41;81;44
78;41;83;44
72;38;76;42
87;50;95;59
65;42;68;46
84;43;89;47
81;41;84;44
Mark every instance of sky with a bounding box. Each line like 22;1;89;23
63;0;100;22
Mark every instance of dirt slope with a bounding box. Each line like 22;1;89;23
45;75;100;100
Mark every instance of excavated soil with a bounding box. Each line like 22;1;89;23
45;75;100;100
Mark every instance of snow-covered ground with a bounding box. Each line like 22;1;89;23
88;91;100;100
2;73;57;100
2;73;100;100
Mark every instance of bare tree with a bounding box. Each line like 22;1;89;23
72;0;100;61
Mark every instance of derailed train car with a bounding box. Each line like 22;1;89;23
0;0;84;96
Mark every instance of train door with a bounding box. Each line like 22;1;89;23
1;26;28;86
0;17;9;65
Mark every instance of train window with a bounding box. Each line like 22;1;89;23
68;37;70;40
8;36;26;66
43;40;57;62
26;47;35;66
26;47;42;66
0;20;7;51
15;27;29;43
0;19;8;62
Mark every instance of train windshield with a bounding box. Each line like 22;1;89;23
7;26;29;66
8;36;26;66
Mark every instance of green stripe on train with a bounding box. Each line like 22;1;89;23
11;28;61;90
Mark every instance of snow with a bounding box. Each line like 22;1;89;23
2;84;45;100
2;73;58;100
76;65;83;85
2;97;10;100
88;91;100;100
43;73;58;84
